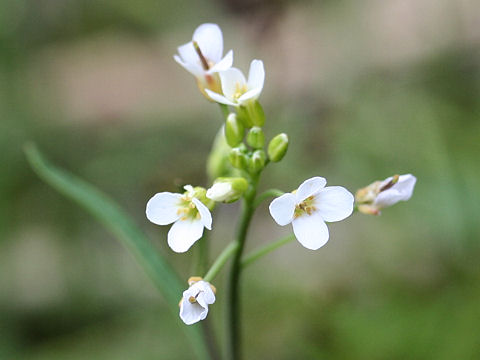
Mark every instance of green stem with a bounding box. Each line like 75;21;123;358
203;242;239;282
226;182;257;360
241;234;295;268
219;104;230;119
193;233;209;275
253;188;284;208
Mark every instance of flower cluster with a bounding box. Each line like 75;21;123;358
146;23;417;326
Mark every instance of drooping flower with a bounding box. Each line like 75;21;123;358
355;174;417;215
205;59;265;107
174;23;233;98
146;185;213;253
179;277;216;325
269;177;354;250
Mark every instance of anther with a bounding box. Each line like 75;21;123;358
193;41;210;71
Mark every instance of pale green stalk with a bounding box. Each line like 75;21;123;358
241;234;295;268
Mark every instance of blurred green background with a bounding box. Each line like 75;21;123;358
1;0;479;359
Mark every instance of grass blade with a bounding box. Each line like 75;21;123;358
24;143;209;360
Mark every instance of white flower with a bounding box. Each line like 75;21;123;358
179;278;216;325
146;185;212;253
355;174;417;215
205;59;265;107
174;23;233;96
269;177;354;250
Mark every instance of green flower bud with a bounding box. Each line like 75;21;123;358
249;149;266;173
206;177;249;203
229;147;248;170
190;186;215;210
238;101;265;128
246;127;265;149
224;113;244;147
207;126;238;181
236;106;253;128
267;133;289;162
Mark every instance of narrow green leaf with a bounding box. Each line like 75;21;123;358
24;143;209;360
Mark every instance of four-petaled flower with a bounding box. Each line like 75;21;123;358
179;277;216;325
355;174;416;215
146;185;212;253
174;23;233;97
269;177;354;250
205;59;265;107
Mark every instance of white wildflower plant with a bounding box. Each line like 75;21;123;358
205;59;265;107
269;177;354;250
142;22;417;356
146;185;213;253
174;23;233;99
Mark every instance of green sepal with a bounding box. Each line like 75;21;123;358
225;113;245;147
248;150;266;174
267;133;289;162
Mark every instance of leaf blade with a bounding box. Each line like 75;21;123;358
24;143;209;360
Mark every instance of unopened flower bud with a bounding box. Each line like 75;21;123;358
206;177;248;203
242;101;265;127
355;174;416;215
229;147;248;169
246;127;265;149
249;150;266;173
225;113;244;147
267;133;289;162
185;185;215;210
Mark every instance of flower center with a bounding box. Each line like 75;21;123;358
177;196;201;221
233;82;248;100
294;196;316;218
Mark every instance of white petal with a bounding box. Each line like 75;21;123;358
220;68;247;101
193;23;223;63
204;89;236;106
192;281;216;306
247;59;265;93
179;299;207;325
315;186;354;222
375;174;417;207
192;198;212;230
206;182;232;202
173;54;203;78
393;174;416;200
238;87;262;103
292;212;329;250
296;177;327;203
208;50;233;73
167;219;204;253
146;192;182;225
177;42;199;66
269;193;296;226
201;285;216;305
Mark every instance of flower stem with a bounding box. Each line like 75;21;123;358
226;182;257;360
219;104;230;119
253;188;284;209
203;241;239;282
193;233;209;275
241;234;295;268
